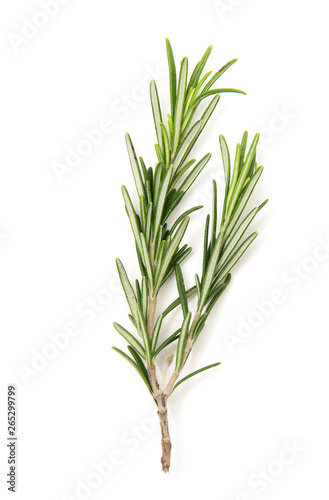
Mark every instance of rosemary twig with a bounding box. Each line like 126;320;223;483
112;39;267;473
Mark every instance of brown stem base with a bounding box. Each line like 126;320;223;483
155;393;171;473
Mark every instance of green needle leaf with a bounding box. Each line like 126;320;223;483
113;323;146;359
125;134;145;199
162;286;197;318
160;123;171;165
165;38;177;119
150;80;164;154
224;166;264;239
175;311;192;370
112;346;151;391
151;314;164;353
172;57;188;155
226;133;260;220
171;362;221;394
177;153;211;193
121;186;143;253
140;232;154;290
172;120;202;173
239;131;248;172
153;329;181;358
202;214;210;277
212;232;258;289
199;231;224;309
175;264;188;317
211;180;217;250
127;346;151;389
187;44;213;92
219;207;258;269
169;205;203;236
203;58;238;92
155;217;190;291
116;258;139;323
153;166;173;242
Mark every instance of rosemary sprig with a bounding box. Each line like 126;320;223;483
112;39;267;473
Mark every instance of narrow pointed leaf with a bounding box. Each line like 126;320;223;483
162;286;197;318
165;38;177;119
145;202;153;245
203;58;238;92
122;186;142;251
172;120;202;173
177;153;211;193
205;274;231;312
155;217;190;291
141;276;148;318
213;232;258;289
112;347;151;391
169;204;203;236
202;214;210;277
151;314;164;353
160;123;170;165
211;180;217;249
171;362;221;394
172;158;196;186
219;135;231;206
239;131;248;172
153;166;173;242
219;207;258;268
195;273;201;299
187;45;213;92
135;303;152;363
195;88;246;106
153;329;180;358
116;258;139;321
226;133;260;219
127;346;151;389
175;311;192;370
226;143;241;209
113;323;146;359
199;231;224;309
182;94;220;149
175;265;188;317
162;246;192;285
224;166;264;239
140;232;154;290
150;80;164;153
172;57;188;154
125;134;145;198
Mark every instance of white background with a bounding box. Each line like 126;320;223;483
1;0;329;499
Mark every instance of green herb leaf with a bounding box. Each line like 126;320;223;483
113;322;146;359
175;264;188;317
150;80;164;154
171;362;221;394
165;38;177;119
175;311;192;370
125;134;145;199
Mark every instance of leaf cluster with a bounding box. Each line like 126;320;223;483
112;40;266;395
